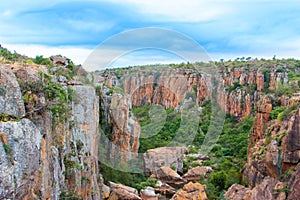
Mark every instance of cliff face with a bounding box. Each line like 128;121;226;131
98;85;140;164
98;63;299;199
0;64;102;199
122;69;205;108
229;94;300;200
100;66;288;120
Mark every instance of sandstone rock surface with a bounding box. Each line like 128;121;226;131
171;182;207;200
0;65;25;117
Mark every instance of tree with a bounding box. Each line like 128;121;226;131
210;171;227;191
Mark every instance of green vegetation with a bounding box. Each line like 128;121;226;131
19;71;74;125
132;106;181;153
33;55;53;67
277;104;298;121
100;162;146;189
135;178;158;190
105;86;123;96
0;48;19;62
262;68;271;88
226;82;242;92
271;106;286;120
200;115;254;199
63;155;83;176
131;99;253;199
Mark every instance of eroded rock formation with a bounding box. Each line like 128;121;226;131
0;64;102;199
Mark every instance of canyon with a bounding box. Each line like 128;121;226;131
0;50;299;199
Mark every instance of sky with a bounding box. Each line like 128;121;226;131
1;0;300;70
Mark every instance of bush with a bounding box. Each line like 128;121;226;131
210;171;227;191
277;105;298;121
34;55;53;67
271;106;286;120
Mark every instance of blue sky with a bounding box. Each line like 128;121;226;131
1;0;300;69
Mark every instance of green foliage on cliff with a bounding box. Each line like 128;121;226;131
0;48;19;62
199;115;254;199
132;106;181;153
33;55;53;67
19;71;74;125
100;162;146;189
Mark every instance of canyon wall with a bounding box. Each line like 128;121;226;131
0;64;102;199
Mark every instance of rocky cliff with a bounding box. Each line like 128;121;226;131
98;85;140;164
0;63;102;199
99;64;291;120
97;61;299;199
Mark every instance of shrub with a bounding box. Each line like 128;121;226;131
271;106;286;120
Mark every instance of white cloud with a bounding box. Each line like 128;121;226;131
63;19;114;32
2;10;12;17
109;0;232;22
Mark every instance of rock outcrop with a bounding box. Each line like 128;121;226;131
0;119;42;199
224;177;287;200
0;65;25;117
154;181;176;196
99;87;140;164
244;104;300;188
0;64;102;199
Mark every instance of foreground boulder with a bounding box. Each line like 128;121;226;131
144;147;188;176
109;182;141;200
155;167;186;185
171;182;207;200
224;184;251;200
140;186;159;200
183;166;213;181
155;181;176;195
102;184;111;199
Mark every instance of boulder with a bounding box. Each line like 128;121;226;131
224;184;251;200
155;167;186;185
109;182;141;200
102;184;111;199
144;146;188;176
140;186;159;200
154;181;176;195
183;166;213;181
171;182;207;200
